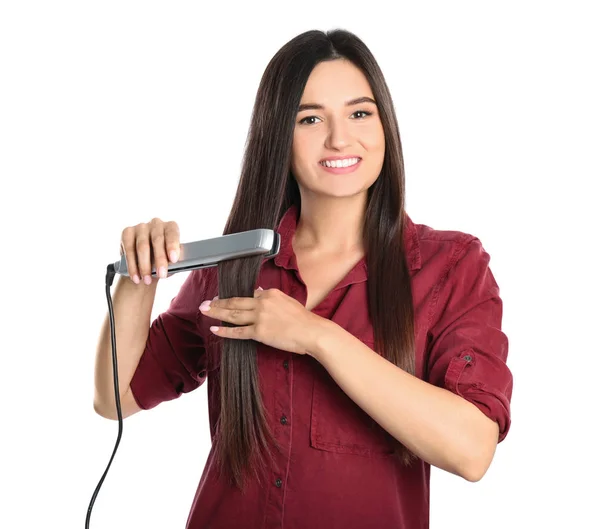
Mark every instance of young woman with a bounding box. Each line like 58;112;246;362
94;28;513;529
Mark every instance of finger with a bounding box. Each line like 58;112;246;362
149;218;168;279
201;303;254;326
135;223;153;285
224;290;261;310
164;221;181;264
210;325;250;340
218;296;259;310
121;226;140;284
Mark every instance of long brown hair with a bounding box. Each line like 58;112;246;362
214;28;416;492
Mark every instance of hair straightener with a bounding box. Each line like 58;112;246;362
112;228;280;277
86;228;281;528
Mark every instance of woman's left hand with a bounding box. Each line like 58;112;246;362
199;287;327;356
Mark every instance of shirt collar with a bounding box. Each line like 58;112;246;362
273;203;422;282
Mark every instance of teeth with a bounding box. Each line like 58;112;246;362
320;157;360;168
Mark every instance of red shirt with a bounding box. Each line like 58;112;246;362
130;203;512;529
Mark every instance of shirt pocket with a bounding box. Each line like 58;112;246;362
309;339;396;457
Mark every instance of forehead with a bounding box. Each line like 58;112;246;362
300;59;374;105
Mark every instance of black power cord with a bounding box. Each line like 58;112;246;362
85;263;121;528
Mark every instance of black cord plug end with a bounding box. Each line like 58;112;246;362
106;263;117;287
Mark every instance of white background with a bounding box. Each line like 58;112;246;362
1;1;598;528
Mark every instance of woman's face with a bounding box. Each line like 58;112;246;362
291;59;385;198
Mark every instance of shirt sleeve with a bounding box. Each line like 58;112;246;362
129;268;209;411
426;237;513;442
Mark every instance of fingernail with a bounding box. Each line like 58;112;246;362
159;266;167;279
213;295;218;300
132;274;140;284
199;300;212;311
144;275;152;285
258;286;263;291
170;250;178;263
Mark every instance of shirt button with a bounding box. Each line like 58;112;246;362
275;478;282;488
280;415;287;425
463;354;472;362
283;359;289;370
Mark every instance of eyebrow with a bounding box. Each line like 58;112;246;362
297;96;377;112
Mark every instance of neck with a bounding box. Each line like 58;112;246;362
293;194;367;255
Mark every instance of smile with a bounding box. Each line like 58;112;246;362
319;157;361;168
318;157;362;174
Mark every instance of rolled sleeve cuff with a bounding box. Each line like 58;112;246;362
443;351;512;442
129;340;183;411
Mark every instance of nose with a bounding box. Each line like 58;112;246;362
324;117;351;150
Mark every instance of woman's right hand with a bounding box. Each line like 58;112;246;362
120;218;181;285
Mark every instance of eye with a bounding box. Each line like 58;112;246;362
352;110;372;119
298;115;322;125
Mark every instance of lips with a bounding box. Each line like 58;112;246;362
318;158;363;174
319;157;361;168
